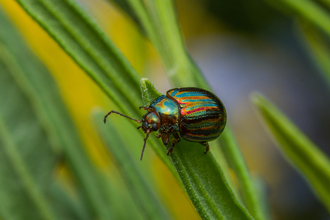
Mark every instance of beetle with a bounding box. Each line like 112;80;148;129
104;87;226;160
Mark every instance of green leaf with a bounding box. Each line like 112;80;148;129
14;0;175;174
299;21;330;90
0;45;92;220
14;0;141;118
123;2;264;217
208;138;239;198
252;93;330;212
0;48;56;220
112;0;264;215
93;110;171;220
110;0;142;30
267;0;330;38
98;173;144;220
0;8;113;219
140;78;162;107
253;177;272;220
48;183;91;220
140;79;253;220
111;1;266;218
110;0;209;88
13;0;265;218
219;128;267;220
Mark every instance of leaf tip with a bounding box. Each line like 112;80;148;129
250;92;272;112
140;78;162;106
250;92;264;105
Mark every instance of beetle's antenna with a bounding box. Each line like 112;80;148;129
140;130;150;161
104;111;142;124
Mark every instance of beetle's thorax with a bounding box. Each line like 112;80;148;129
149;95;180;134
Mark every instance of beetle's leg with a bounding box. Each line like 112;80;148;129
139;106;153;111
156;133;161;138
167;133;180;156
200;142;210;154
161;134;169;146
140;129;151;161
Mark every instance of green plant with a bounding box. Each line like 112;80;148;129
0;0;330;219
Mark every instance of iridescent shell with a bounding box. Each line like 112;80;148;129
104;87;227;160
166;88;226;142
150;95;180;134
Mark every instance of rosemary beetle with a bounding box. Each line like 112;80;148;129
104;87;226;160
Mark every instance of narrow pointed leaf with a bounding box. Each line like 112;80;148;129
0;49;56;220
141;79;253;220
267;0;330;38
48;183;91;220
15;0;141;118
94;111;171;220
219;128;266;220
252;93;330;212
0;8;113;219
109;1;265;217
98;173;144;220
299;21;330;90
140;78;162;107
14;0;174;173
110;0;208;88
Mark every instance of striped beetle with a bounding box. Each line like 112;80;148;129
104;87;226;160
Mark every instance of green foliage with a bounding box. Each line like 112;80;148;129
15;0;142;118
219;128;267;220
270;0;330;36
14;0;174;175
252;93;330;213
140;78;163;107
0;0;329;219
263;0;330;213
140;79;253;220
0;6;121;219
0;49;56;220
267;0;330;90
113;1;265;219
94;110;171;220
299;22;330;90
109;0;208;88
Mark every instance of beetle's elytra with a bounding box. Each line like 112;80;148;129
104;87;226;160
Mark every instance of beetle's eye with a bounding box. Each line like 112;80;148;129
143;122;148;128
152;123;158;131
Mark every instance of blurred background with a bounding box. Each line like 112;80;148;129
0;0;330;219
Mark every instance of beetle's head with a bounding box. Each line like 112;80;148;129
103;109;160;161
140;112;161;133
